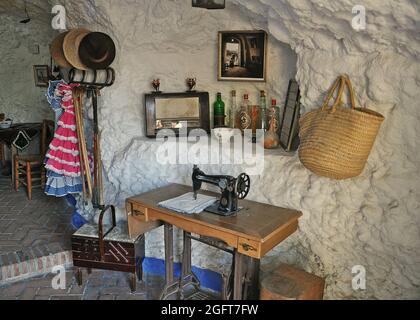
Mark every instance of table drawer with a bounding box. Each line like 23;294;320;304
238;237;261;259
131;203;147;221
148;208;238;248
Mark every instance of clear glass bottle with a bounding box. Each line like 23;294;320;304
236;94;252;133
264;99;280;149
267;98;281;133
259;90;267;132
228;90;237;128
250;104;261;142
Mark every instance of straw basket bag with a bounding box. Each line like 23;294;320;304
298;75;385;180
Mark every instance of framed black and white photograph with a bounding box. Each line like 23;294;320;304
218;30;267;82
33;65;50;87
192;0;225;9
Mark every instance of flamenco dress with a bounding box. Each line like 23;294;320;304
44;81;83;197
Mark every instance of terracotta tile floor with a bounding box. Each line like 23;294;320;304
0;175;74;255
0;173;167;300
0;268;164;300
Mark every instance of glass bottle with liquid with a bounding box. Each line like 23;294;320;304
259;90;267;132
228;90;237;128
264;99;280;149
235;94;252;133
250;103;261;143
213;92;225;128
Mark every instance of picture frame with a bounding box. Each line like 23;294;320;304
218;30;267;82
145;91;210;138
33;65;50;87
279;80;301;152
192;0;225;9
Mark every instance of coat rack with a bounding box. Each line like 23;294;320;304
69;68;115;209
69;68;115;89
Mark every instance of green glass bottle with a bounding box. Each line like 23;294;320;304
214;92;226;128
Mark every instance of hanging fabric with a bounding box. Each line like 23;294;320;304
44;82;83;197
46;80;65;126
45;82;81;176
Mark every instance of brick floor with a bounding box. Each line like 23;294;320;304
0;268;164;300
0;176;74;256
0;174;75;282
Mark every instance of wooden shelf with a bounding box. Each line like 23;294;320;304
138;136;296;158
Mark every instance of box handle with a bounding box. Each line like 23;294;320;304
98;205;117;260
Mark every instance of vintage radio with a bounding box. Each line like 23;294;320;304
71;205;145;292
145;91;210;138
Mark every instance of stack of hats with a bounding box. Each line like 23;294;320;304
50;28;116;71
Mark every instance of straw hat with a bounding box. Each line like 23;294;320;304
63;28;91;70
50;31;72;68
78;32;116;70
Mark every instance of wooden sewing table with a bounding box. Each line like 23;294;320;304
126;183;302;300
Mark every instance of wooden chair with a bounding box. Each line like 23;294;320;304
14;120;55;200
0;142;4;166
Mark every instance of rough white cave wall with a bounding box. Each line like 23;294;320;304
0;11;54;123
61;0;419;299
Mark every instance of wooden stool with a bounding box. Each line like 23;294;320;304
260;264;325;300
72;205;145;292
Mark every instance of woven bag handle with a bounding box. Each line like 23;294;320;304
321;76;345;111
337;74;357;111
322;75;357;112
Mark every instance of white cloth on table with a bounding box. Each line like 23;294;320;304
158;192;217;214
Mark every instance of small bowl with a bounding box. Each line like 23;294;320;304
0;120;12;129
212;127;237;143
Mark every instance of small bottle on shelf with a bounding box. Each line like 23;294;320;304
228;90;237;128
235;94;251;134
213;92;225;128
259;90;267;132
250;103;261;143
264;99;280;149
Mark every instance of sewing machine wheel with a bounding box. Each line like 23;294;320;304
236;173;250;199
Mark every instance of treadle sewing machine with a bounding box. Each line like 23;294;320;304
192;165;250;216
125;166;302;300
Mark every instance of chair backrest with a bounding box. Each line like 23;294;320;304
41;119;55;156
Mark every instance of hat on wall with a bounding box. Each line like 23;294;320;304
50;31;72;68
78;32;116;70
63;28;91;70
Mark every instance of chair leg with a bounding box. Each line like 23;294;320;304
26;162;32;200
130;273;137;293
0;142;4;164
75;268;83;286
14;157;19;191
41;166;46;188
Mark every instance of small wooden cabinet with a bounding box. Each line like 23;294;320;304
72;205;146;292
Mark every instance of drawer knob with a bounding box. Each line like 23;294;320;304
133;210;143;217
241;243;256;252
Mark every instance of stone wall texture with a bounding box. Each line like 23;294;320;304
0;3;54;123
2;0;419;299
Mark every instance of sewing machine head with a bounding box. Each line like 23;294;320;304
192;165;250;216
